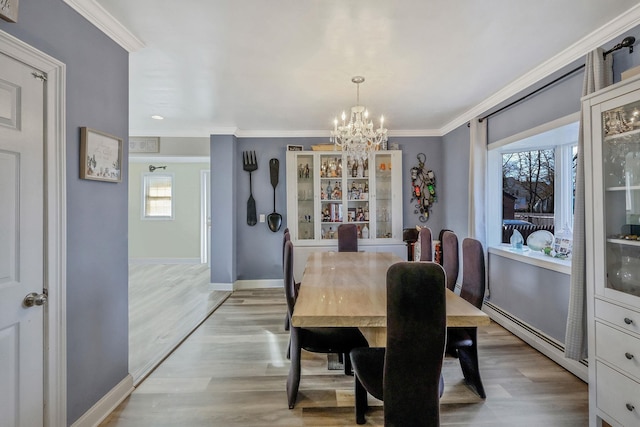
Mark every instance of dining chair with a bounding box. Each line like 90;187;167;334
283;240;369;409
338;223;358;252
416;227;433;261
446;237;487;398
349;262;447;425
440;230;459;291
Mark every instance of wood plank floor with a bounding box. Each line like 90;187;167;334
128;263;231;383
104;288;588;426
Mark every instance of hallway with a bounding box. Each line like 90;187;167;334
128;263;230;383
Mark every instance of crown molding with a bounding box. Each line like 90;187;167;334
439;3;640;136
389;129;441;138
129;156;210;163
63;0;145;52
234;129;329;138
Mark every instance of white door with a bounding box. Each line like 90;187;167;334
0;52;46;427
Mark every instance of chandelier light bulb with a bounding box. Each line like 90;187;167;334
330;76;388;161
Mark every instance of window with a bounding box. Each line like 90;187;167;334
487;113;579;248
142;173;174;219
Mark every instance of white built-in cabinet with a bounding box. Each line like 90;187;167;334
286;150;405;278
584;75;640;427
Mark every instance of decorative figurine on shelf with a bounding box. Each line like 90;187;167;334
409;153;437;222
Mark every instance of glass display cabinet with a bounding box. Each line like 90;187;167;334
286;149;405;277
584;75;640;427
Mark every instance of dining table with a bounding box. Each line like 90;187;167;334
290;250;491;397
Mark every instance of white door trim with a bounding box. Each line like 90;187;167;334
200;170;211;265
0;29;67;427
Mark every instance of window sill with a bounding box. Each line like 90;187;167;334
488;244;571;275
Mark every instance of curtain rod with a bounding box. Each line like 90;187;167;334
477;35;636;124
478;63;585;123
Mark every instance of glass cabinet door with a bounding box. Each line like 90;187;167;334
319;154;343;240
295;154;314;240
603;99;640;298
344;155;371;239
374;153;393;238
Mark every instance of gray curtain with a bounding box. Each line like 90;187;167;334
564;48;612;360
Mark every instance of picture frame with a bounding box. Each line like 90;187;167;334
0;0;19;23
287;144;304;151
129;136;160;153
80;127;123;183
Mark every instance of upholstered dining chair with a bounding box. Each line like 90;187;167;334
440;230;459;291
416;227;433;261
283;229;292;331
446;237;487;398
283;240;369;409
338;223;358;252
349;262;447;425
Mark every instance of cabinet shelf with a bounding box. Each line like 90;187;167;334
606;185;640;191
604;127;640;143
607;238;640;246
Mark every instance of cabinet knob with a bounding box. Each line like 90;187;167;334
625;352;635;360
626;403;635;412
624;317;634;325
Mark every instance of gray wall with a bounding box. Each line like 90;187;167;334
441;123;471;238
489;254;571;342
210;136;445;282
1;1;129;424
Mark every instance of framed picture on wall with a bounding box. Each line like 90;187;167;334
80;127;123;183
0;0;19;23
129;136;160;153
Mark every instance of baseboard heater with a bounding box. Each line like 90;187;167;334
483;300;589;372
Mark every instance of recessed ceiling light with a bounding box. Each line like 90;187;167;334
151;115;164;120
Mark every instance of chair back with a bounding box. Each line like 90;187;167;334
282;230;291;271
338;224;358;252
460;238;486;309
283;240;297;318
441;231;459;291
417;227;433;261
384;262;446;426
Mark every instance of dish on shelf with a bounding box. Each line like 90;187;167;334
526;230;554;252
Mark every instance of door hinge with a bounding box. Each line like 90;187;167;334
31;72;47;82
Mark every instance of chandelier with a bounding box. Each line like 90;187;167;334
330;76;388;161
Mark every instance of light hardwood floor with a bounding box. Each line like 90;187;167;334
128;263;230;383
105;288;588;426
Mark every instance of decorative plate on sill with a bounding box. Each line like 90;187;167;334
526;230;554;252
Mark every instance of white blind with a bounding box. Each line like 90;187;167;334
144;175;173;218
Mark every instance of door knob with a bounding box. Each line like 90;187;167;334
23;292;47;308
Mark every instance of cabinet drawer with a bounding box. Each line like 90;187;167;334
596;322;640;380
596;362;640;426
596;299;640;336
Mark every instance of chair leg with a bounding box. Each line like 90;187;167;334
286;336;291;360
284;313;290;331
354;375;368;425
457;328;486;399
286;336;301;409
343;352;353;375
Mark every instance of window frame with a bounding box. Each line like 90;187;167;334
487;112;579;264
141;172;175;220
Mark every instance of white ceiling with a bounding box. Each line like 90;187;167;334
84;0;640;137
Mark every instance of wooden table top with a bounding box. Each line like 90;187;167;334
291;251;491;329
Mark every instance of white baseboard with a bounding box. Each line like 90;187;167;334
483;302;588;382
210;279;283;291
71;374;134;427
234;279;283;290
129;258;201;265
209;282;233;291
